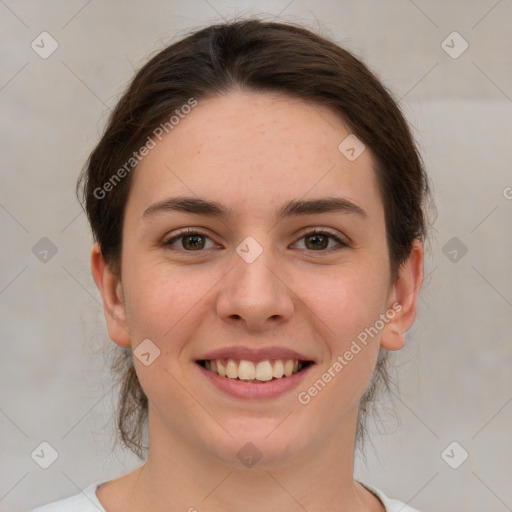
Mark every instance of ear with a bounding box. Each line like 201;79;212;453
380;239;424;351
91;242;131;348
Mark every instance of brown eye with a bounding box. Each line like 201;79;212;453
304;233;330;250
164;230;216;251
294;230;346;251
181;234;206;250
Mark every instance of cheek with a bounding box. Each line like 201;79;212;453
122;262;214;408
298;263;389;344
295;264;387;406
122;259;221;344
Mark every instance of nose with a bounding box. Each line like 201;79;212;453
216;244;295;332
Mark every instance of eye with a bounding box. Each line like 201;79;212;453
293;229;347;251
163;229;217;251
163;228;348;253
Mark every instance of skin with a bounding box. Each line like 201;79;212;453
92;90;423;512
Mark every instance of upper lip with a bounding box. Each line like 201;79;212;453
197;346;315;363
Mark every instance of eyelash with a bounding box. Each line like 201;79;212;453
163;227;349;253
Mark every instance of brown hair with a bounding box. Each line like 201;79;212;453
77;18;430;459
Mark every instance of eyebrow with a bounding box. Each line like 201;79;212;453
141;196;367;222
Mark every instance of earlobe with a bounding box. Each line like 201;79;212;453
380;325;406;351
380;240;424;351
90;242;131;348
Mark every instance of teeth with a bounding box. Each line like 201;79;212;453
203;358;306;382
255;360;273;381
238;359;256;380
273;360;284;378
226;359;238;379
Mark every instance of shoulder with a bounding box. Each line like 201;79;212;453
29;482;106;512
361;482;422;512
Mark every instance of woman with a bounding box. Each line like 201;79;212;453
32;18;428;512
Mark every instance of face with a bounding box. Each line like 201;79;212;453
93;91;420;468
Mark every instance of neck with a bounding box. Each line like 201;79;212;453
117;405;383;512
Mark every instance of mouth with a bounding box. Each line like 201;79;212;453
196;358;314;383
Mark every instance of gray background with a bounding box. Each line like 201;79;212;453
1;1;511;511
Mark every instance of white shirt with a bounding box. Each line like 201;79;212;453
30;481;420;511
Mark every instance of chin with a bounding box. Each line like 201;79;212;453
200;420;310;470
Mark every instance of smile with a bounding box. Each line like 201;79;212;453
198;358;312;383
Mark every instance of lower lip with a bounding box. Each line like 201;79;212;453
196;362;314;400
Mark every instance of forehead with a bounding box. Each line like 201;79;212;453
126;91;383;222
